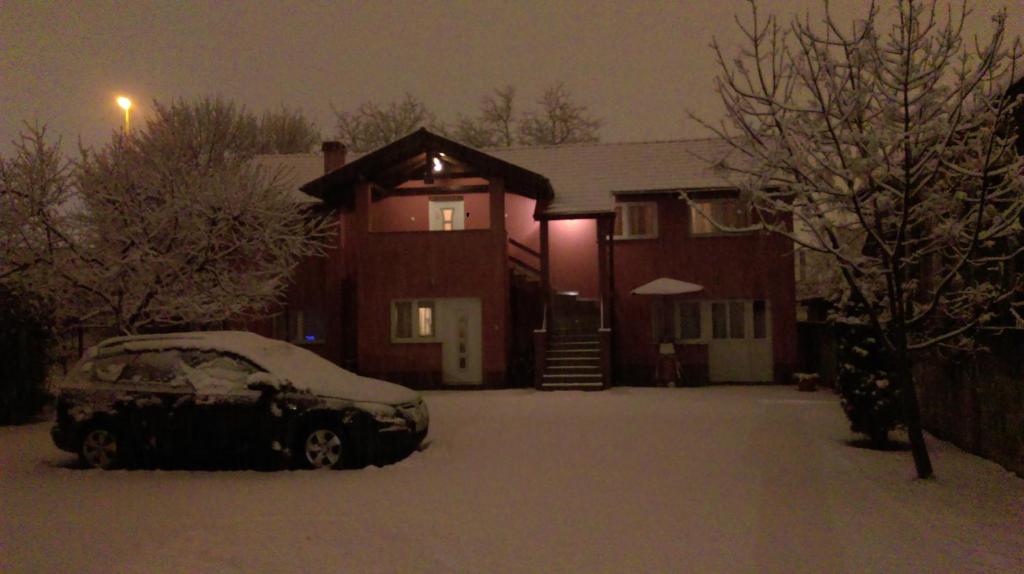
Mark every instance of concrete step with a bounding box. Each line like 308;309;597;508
549;342;599;349
539;381;605;391
545;365;600;372
542;373;603;381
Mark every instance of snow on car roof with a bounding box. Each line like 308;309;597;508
92;331;419;406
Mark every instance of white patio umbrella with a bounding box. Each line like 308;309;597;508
631;277;704;296
632;277;705;342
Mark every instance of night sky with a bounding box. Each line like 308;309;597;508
3;0;1021;155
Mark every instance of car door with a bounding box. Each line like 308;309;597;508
180;350;265;458
108;350;197;457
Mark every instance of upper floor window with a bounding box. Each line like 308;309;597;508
614;202;657;239
689;198;750;235
429;198;465;231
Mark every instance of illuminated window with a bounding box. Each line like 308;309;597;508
614;202;657;239
392;299;436;341
690;198;750;235
429;198;464;231
417;301;434;337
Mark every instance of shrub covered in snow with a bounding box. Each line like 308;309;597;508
0;285;54;424
836;321;902;447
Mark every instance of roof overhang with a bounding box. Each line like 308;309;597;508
301;129;554;208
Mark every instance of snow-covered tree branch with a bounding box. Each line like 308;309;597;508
698;0;1024;478
1;103;334;336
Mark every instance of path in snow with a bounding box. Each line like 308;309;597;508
1;386;1021;573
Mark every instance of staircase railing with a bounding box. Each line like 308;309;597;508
533;303;548;389
508;237;542;278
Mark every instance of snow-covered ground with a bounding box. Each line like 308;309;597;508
2;386;1022;573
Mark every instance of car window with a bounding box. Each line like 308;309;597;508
85;351;191;391
119;351;192;390
89;355;129;384
181;350;262;395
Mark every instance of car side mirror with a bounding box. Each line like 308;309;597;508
246;372;286;392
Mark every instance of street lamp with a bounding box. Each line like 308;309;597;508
116;96;132;134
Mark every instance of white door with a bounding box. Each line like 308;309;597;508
707;300;773;382
437;298;482;385
428;199;465;231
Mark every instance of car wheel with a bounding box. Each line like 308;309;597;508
301;427;344;470
80;427;121;470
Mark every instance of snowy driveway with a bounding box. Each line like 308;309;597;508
2;386;1022;573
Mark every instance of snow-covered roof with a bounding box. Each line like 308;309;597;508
487;138;740;216
254;153;326;205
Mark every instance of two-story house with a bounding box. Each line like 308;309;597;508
258;129;797;390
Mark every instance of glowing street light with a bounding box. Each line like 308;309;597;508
116;96;132;134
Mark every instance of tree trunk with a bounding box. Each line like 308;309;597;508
896;343;934;479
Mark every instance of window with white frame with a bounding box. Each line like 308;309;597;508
392;299;436;341
428;198;465;231
614;202;657;239
675;301;703;341
709;300;769;339
667;300;769;342
689;198;750;235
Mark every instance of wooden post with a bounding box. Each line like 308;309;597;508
596;218;610;329
533;329;547;390
540;218;550;297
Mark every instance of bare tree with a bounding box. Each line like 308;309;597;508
699;0;1024;478
1;117;333;335
518;83;602;145
334;93;439;152
451;85;519;147
142;98;320;167
256;106;321;154
0;124;73;285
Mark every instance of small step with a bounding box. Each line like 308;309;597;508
547;350;600;357
540;381;605;390
542;373;603;380
547;356;600;362
545;365;600;372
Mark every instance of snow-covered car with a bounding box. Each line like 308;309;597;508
51;331;428;470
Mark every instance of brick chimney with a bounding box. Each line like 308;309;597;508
322;141;347;174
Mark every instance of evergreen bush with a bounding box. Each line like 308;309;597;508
836;321;903;447
0;285;55;425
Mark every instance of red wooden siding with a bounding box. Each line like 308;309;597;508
354;180;510;388
611;194;797;384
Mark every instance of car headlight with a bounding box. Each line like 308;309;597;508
372;408;411;432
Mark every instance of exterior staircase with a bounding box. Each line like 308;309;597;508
537;292;607;390
540;332;604;390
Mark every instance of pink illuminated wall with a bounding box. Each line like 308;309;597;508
370;192;491;232
549;218;599;299
504;193;539;251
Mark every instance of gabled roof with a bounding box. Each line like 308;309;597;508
301;129;554;207
487;138;740;216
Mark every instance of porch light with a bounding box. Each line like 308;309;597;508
432;156;443;173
